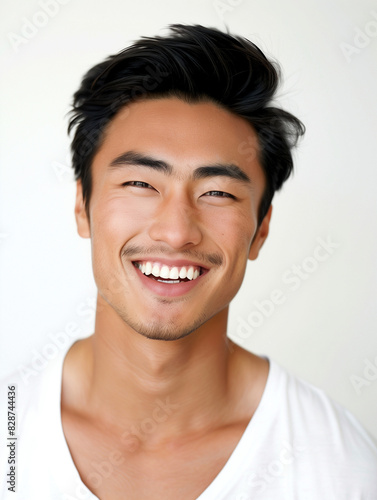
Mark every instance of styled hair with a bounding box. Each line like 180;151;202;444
68;24;305;225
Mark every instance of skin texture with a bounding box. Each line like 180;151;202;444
62;97;272;499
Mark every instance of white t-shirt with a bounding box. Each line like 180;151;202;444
1;340;376;500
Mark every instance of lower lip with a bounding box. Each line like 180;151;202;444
132;265;206;297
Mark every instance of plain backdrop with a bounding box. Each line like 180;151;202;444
0;0;376;439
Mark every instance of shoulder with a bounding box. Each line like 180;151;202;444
271;360;376;440
266;360;377;487
0;343;68;438
233;359;377;497
0;338;86;498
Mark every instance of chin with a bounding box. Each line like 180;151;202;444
118;309;209;342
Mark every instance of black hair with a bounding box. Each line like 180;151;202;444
68;24;305;225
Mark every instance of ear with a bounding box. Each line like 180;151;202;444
248;204;273;261
74;180;91;238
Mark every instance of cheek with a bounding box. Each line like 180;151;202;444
208;216;253;307
89;198;145;300
91;194;152;240
205;209;256;298
88;198;140;279
206;206;256;254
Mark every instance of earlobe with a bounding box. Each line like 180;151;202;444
74;180;91;238
248;204;273;261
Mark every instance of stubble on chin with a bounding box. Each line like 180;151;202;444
115;306;210;342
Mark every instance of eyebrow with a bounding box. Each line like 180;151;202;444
109;150;251;184
109;151;172;174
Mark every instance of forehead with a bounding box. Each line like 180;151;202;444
92;97;265;188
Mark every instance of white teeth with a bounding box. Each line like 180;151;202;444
160;265;170;279
169;267;179;279
145;262;152;275
152;264;160;277
136;261;202;281
179;267;187;279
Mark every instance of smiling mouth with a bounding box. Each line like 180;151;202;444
133;261;204;284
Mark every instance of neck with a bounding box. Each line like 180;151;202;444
63;294;265;450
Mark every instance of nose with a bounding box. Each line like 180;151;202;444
148;195;203;249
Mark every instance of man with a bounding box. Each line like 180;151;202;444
1;24;376;499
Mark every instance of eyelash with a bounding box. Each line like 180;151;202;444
204;190;236;199
122;182;236;199
123;181;154;189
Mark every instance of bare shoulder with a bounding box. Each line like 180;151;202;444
226;340;270;422
61;336;93;412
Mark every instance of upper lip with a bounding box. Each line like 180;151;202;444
131;257;209;270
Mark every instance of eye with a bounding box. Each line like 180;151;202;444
203;190;236;199
123;181;155;189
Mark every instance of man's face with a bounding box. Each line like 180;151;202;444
75;97;271;341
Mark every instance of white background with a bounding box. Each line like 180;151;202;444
0;0;376;439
